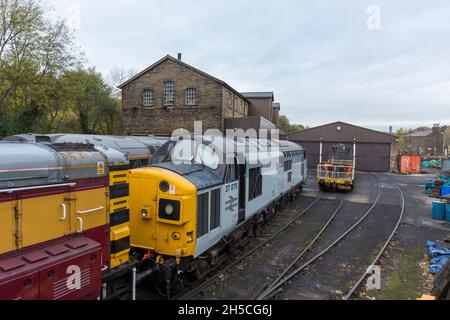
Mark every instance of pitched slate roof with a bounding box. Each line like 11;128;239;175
405;130;432;137
117;55;250;102
284;121;398;144
241;92;274;100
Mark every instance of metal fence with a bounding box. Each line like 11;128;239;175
317;164;354;180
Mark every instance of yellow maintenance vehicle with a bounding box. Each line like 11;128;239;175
317;140;356;191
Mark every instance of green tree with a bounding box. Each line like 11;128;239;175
0;0;79;136
396;127;406;149
62;68;121;134
277;115;305;133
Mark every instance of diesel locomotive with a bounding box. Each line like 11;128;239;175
0;135;307;299
0;142;131;299
129;136;307;288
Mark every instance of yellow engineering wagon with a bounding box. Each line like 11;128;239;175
317;140;356;191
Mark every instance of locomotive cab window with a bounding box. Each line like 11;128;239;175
249;167;263;201
224;163;238;183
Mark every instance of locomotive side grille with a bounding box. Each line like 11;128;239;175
210;189;221;230
110;208;130;227
109;183;129;199
52;269;91;300
197;193;209;239
108;167;131;268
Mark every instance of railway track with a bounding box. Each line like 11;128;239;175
344;184;405;300
255;182;405;300
251;198;345;300
173;196;322;300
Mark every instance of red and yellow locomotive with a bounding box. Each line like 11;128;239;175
0;142;130;299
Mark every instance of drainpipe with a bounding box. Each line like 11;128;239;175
353;139;357;178
319;138;323;164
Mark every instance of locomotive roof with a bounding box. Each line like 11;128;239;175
3;133;167;161
182;135;303;154
0;142;113;190
152;162;223;191
48;134;152;159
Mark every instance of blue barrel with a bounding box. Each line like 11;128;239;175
432;201;446;221
446;204;450;222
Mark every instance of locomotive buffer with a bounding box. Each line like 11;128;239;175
317;139;356;191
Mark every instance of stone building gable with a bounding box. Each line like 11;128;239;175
122;58;225;135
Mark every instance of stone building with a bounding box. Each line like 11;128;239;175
443;127;450;156
241;92;281;124
119;55;255;136
404;124;444;156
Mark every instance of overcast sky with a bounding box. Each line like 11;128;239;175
48;0;450;132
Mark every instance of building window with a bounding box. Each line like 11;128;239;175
185;88;197;105
143;89;154;107
163;81;175;105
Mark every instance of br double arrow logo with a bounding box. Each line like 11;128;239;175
225;196;238;212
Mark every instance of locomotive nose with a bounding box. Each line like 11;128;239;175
129;167;197;259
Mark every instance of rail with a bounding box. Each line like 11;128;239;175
173;196;322;300
252;198;345;300
256;183;381;300
344;184;405;300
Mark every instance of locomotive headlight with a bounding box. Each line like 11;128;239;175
165;203;174;215
158;199;181;221
141;209;148;218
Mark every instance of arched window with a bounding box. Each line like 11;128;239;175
143;89;154;107
163;81;175;105
185;88;197;105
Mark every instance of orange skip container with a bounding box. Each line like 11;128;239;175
399;154;421;174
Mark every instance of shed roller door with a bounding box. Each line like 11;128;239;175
355;143;390;172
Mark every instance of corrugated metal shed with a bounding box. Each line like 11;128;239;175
283;122;398;172
283;121;397;144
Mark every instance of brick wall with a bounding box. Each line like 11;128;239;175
222;87;248;119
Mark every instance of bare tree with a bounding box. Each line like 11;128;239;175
107;66;138;99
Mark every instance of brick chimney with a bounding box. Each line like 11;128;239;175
432;123;440;133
